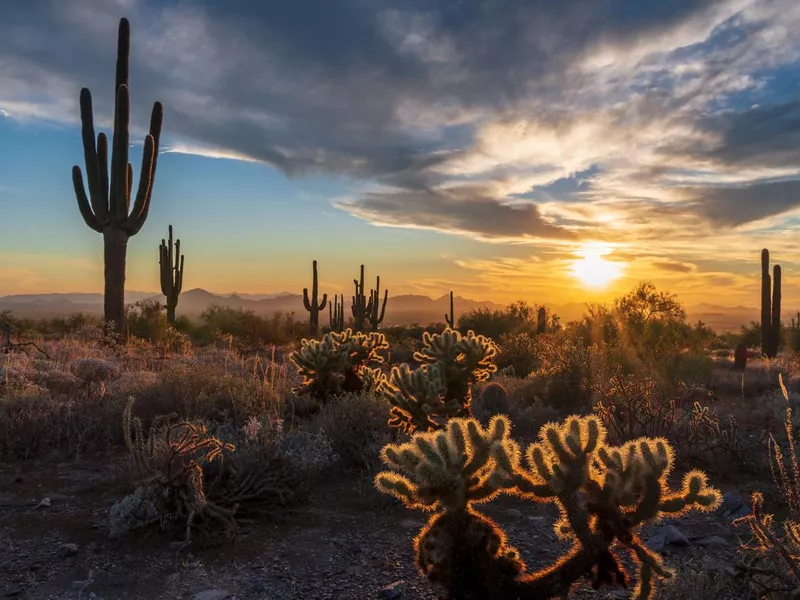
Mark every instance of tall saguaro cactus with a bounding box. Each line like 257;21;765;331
352;265;373;332
72;17;163;335
537;306;546;334
159;225;184;325
368;276;389;331
445;291;455;328
303;260;328;336
761;249;782;358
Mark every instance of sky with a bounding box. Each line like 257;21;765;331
0;0;799;307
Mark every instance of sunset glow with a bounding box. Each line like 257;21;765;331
569;243;623;289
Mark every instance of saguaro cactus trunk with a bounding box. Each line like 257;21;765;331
72;18;163;335
159;225;184;325
303;260;328;336
761;249;782;358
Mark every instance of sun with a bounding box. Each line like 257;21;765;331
569;242;623;289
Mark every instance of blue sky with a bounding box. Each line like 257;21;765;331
1;0;799;305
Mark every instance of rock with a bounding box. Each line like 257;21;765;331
644;534;666;551
717;492;750;520
506;509;523;519
193;591;233;600
663;525;689;546
35;497;51;509
378;580;407;599
60;543;79;557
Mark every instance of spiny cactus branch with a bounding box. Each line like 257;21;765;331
302;260;328;336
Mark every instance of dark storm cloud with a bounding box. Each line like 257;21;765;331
681;179;800;227
1;0;799;240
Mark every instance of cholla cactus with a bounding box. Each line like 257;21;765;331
413;328;498;415
382;363;462;434
289;328;389;400
375;414;721;600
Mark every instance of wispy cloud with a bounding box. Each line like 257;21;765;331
1;0;800;301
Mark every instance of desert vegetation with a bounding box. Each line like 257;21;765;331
2;13;800;600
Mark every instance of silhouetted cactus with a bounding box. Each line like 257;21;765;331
72;18;163;335
537;306;546;334
303;260;328;336
376;414;721;600
368;276;388;331
734;342;748;373
351;265;373;332
762;249;782;358
159;225;184;325
479;382;509;417
445;291;456;328
329;294;345;332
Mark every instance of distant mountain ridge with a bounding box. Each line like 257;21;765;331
0;290;783;331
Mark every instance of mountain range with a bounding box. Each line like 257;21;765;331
0;290;788;332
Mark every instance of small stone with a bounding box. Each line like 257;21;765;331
193;590;232;600
378;580;407;599
644;534;666;551
506;509;523;519
60;543;79;557
663;525;689;546
399;519;423;530
36;497;51;509
717;492;750;520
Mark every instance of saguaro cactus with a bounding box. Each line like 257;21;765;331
445;291;455;328
329;294;345;332
303;260;328;336
368;276;388;331
537;306;546;334
72;17;163;335
159;225;184;325
351;265;373;332
761;249;782;358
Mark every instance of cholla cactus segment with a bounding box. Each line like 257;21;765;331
411;328;499;416
382;363;460;434
375;415;520;512
377;413;722;600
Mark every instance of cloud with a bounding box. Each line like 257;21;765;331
1;0;800;245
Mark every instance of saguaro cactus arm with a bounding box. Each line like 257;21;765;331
72;18;163;236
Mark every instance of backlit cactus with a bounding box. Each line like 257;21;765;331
159;225;184;325
380;328;499;434
537;306;546;334
289;328;389;400
376;414;721;600
72;17;163;335
303;260;328;336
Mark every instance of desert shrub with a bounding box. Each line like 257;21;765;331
199;304;304;348
375;414;721;599
524;334;594;414
125;297;167;344
495;333;538;377
735;375;800;597
314;391;392;471
458;301;558;340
